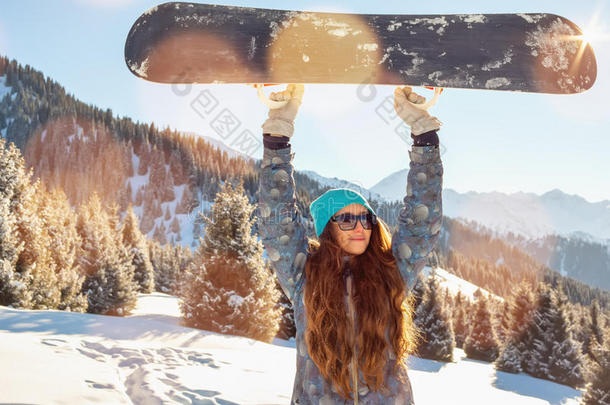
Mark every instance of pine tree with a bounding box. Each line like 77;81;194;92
134;187;143;206
275;281;296;340
414;273;455;361
508;282;537;355
464;294;500;362
452;291;469;348
522;284;584;388
582;301;604;362
77;194;138;316
495;339;523;373
495;282;535;374
14;179;60;309
175;186;195;215
153;222;168;245
0;196;23;306
495;300;511;345
411;274;426;314
122;205;155;293
150;240;182;295
40;187;87;312
581;327;610;405
179;181;281;343
170;216;181;234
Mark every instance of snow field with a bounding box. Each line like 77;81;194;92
0;293;582;404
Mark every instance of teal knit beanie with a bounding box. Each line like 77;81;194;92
309;188;377;238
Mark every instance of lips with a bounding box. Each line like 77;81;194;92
351;238;365;241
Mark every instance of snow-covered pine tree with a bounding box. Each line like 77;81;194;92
0;138;26;306
14;179;60;310
495;300;511;345
170;216;180;234
40;187;87;312
495;282;535;373
581;327;610;405
452;291;469;348
464;293;500;362
582;301;604;362
414;273;455;361
0;137;60;309
122;205;154;293
180;180;281;343
522;283;584;388
134;187;143;207
495;339;523;373
0;196;23;306
77;194;138;316
508;281;536;355
175;186;195;215
275;281;296;340
175;243;193;292
411;274;426;314
154;242;177;294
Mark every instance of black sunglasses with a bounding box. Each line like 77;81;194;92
330;212;377;231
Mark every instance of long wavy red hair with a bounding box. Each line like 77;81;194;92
303;217;418;400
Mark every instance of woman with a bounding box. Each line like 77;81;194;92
258;84;443;404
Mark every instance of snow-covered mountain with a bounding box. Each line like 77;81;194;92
371;168;610;242
0;293;582;404
300;169;387;202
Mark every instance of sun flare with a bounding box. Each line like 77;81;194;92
579;9;610;48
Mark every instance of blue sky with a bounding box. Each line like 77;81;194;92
0;0;608;202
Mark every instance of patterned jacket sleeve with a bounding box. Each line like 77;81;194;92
257;143;309;305
391;145;443;292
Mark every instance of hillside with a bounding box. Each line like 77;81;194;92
0;293;583;405
1;55;607;307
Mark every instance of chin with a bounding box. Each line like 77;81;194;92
347;246;367;256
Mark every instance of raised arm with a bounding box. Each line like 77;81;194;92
390;87;444;292
257;84;308;304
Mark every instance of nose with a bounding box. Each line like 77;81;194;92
353;220;365;232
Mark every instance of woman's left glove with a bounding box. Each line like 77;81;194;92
262;83;305;138
394;86;442;135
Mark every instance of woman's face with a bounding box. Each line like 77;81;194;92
330;203;372;256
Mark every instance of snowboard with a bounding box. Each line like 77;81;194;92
124;2;597;94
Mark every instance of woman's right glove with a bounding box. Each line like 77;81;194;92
394;86;442;135
261;83;305;138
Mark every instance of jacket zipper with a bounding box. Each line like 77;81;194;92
346;272;359;405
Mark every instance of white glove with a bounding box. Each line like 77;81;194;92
394;86;442;136
262;84;304;138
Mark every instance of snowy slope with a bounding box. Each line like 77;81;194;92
125;142;213;248
0;293;581;404
423;267;503;302
371;168;610;241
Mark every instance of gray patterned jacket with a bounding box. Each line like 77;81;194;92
257;142;443;405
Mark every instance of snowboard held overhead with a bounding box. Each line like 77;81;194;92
125;2;597;94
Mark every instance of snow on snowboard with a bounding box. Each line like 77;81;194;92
125;2;596;94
